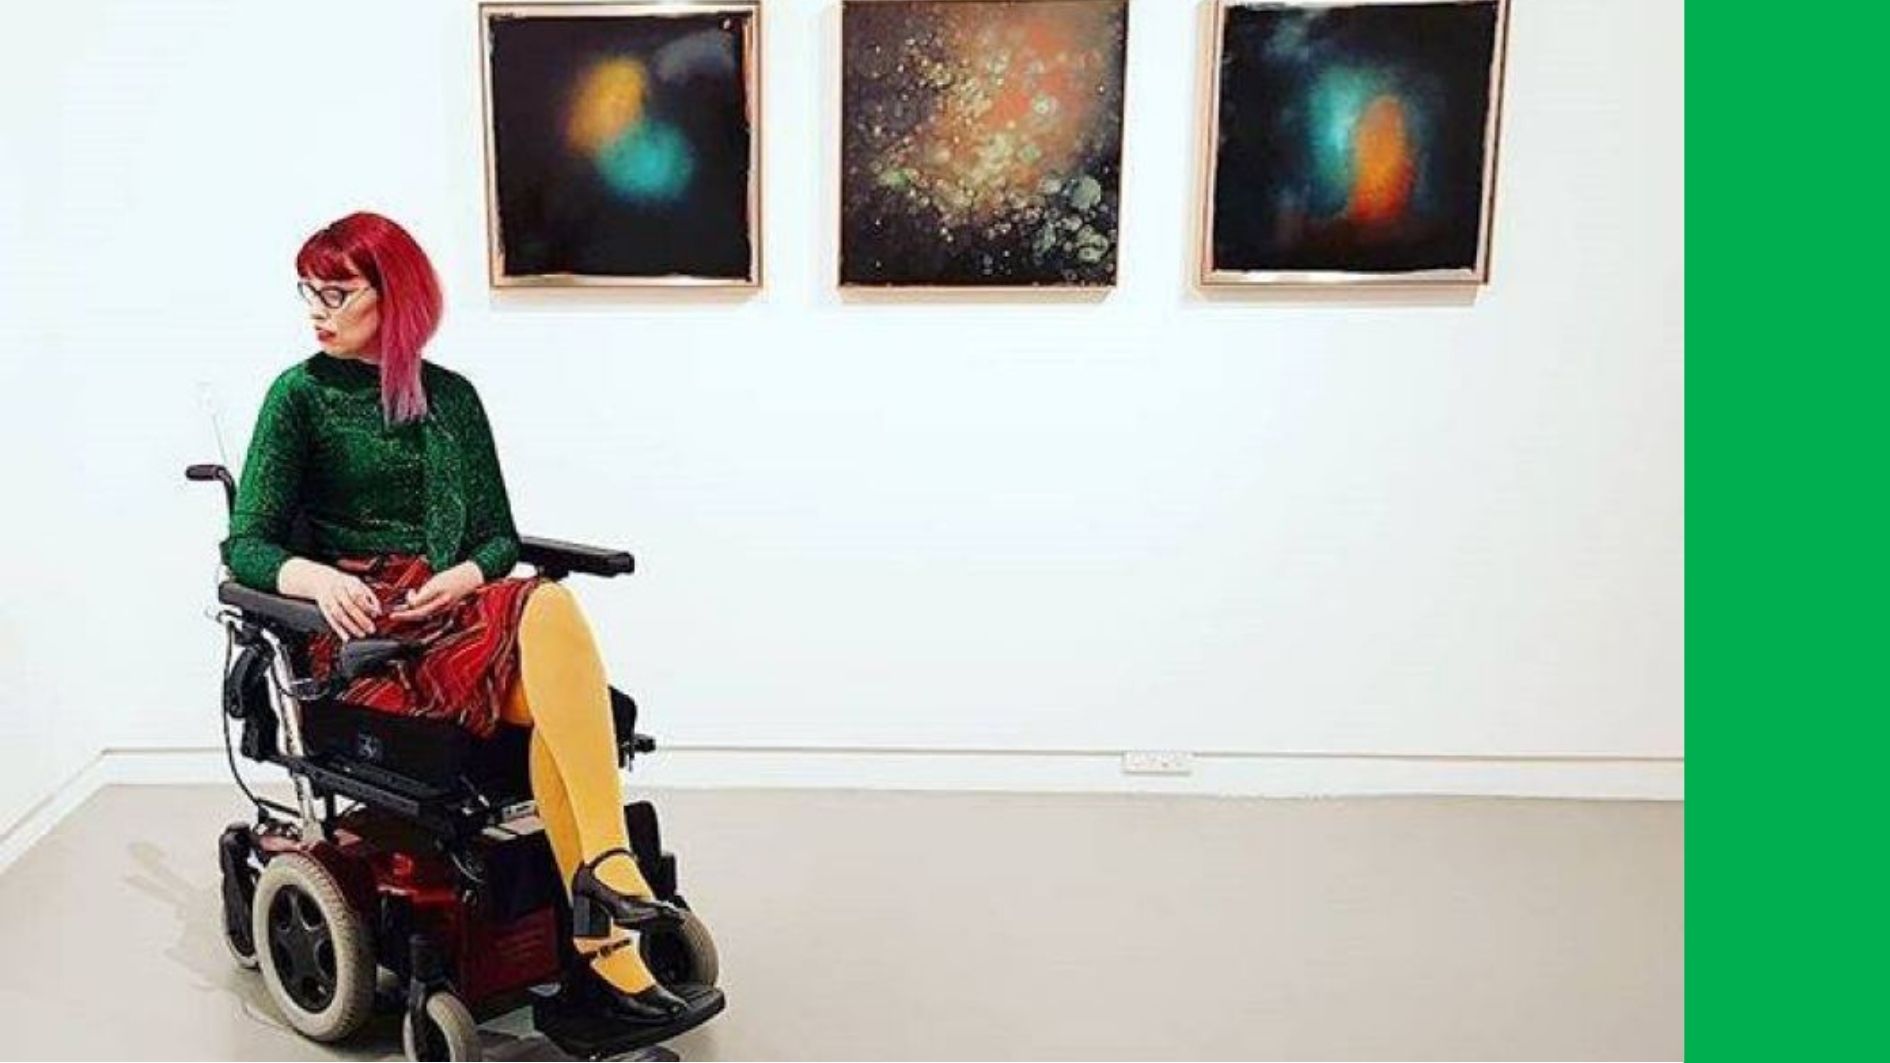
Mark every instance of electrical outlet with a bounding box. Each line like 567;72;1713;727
1122;751;1194;776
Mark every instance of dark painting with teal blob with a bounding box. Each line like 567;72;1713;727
841;0;1129;287
1209;0;1504;280
486;8;756;283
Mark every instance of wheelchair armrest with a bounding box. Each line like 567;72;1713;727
519;535;635;579
218;581;328;635
219;581;419;687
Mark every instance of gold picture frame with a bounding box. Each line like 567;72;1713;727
835;0;1134;291
478;1;764;288
1195;0;1511;287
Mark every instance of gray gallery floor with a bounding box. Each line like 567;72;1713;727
0;784;1681;1060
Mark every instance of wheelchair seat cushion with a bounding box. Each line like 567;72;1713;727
307;553;545;738
302;696;534;802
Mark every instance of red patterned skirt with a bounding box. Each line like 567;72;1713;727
307;554;544;738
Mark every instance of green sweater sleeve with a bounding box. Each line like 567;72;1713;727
227;371;308;591
455;384;521;581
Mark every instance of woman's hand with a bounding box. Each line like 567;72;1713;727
388;561;485;624
314;568;381;641
276;557;379;640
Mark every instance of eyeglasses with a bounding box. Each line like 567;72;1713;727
297;281;374;312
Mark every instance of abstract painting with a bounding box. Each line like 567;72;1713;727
841;0;1130;288
1201;0;1509;284
481;2;760;286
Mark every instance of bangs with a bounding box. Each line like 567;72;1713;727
295;232;364;283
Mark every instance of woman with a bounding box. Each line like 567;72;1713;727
227;211;688;1024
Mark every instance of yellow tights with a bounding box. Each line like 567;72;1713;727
501;581;661;994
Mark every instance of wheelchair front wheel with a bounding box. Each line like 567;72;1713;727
403;990;482;1062
638;900;719;988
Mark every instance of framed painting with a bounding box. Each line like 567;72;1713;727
1199;0;1510;286
840;0;1131;289
479;2;762;287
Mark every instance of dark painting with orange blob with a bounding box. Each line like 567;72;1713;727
1205;0;1507;283
482;4;759;286
842;0;1129;287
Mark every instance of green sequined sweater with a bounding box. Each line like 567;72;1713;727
226;353;520;591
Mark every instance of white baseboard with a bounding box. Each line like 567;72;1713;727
1;744;1681;875
0;752;115;876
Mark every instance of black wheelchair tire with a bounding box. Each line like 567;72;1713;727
223;909;260;971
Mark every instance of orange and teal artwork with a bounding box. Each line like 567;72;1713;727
1204;0;1508;283
841;0;1129;288
482;3;759;285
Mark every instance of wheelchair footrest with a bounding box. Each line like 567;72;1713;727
533;982;725;1060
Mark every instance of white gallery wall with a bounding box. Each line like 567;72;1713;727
0;0;1683;833
0;16;110;838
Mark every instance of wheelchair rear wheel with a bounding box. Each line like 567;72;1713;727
252;852;376;1042
218;824;260;970
222;915;260;971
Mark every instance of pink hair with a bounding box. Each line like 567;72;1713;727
296;212;443;424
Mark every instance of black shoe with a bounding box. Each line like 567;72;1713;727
570;848;686;939
575;943;690;1024
600;980;690;1024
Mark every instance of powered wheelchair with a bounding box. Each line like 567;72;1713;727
188;463;726;1061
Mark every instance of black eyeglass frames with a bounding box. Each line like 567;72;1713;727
297;281;373;311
